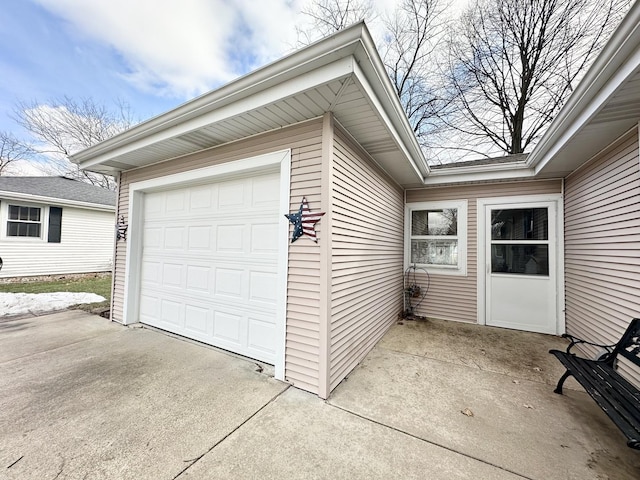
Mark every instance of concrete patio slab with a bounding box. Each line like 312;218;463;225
180;387;523;480
0;311;287;480
329;319;640;480
379;318;574;387
3;311;639;479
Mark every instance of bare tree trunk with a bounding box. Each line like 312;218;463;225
443;0;629;159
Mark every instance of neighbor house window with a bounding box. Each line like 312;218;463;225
406;200;467;275
7;205;42;238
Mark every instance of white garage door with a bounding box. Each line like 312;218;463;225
138;171;281;364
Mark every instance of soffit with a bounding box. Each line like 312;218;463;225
536;67;640;177
71;23;426;187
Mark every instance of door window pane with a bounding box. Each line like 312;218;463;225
491;208;548;240
491;244;549;275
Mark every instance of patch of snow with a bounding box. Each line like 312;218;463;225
0;292;106;316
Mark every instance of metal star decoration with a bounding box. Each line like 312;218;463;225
285;197;325;243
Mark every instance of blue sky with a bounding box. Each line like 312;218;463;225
1;1;166;133
1;0;474;174
0;0;317;136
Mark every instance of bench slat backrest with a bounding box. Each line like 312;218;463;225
611;318;640;368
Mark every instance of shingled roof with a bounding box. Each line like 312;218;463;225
0;176;116;207
429;153;529;170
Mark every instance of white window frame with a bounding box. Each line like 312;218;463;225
1;202;48;241
405;200;468;276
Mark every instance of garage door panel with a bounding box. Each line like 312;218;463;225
139;170;281;364
252;175;280;207
213;310;244;344
187;225;213;249
249;271;278;304
251;224;279;254
160;299;183;327
248;316;277;357
216;224;246;253
186;265;211;292
214;268;244;298
189;184;213;210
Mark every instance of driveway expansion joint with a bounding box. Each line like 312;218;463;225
172;384;291;479
326;401;535;480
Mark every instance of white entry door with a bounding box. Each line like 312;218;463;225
483;199;559;334
138;171;281;364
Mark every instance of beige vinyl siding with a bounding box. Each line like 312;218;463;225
329;126;404;392
112;119;324;395
0;204;114;278
110;180;128;325
564;129;640;385
406;180;562;323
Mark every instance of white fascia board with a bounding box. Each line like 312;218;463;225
351;63;425;182
352;29;431;179
527;1;640;173
421;165;536;186
76;57;356;170
0;191;115;212
70;24;369;168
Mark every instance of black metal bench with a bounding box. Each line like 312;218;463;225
549;318;640;450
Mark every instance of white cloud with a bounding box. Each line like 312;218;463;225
31;0;469;102
34;0;304;98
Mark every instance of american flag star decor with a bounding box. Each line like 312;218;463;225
285;197;325;243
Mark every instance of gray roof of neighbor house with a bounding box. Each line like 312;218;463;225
0;176;116;207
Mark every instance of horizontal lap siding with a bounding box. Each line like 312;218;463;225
406;180;562;323
111;181;128;323
329;128;404;391
564;130;640;385
112;119;324;394
0;205;114;278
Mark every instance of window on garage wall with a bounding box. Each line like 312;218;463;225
406;200;468;275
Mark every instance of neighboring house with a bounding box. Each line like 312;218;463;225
70;3;640;398
0;176;116;278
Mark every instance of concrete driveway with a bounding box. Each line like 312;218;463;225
1;311;639;479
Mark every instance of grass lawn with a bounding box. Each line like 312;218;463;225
0;275;112;313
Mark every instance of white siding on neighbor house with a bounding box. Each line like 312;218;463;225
329;125;404;392
564;129;640;385
0;202;114;278
112;119;324;395
405;180;562;323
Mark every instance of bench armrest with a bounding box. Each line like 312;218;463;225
561;333;616;355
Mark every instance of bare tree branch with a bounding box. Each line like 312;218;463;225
296;0;374;46
444;0;630;157
13;96;137;190
0;131;34;176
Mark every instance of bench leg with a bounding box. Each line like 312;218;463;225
553;370;572;395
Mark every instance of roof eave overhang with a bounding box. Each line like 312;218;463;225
70;22;430;183
526;2;640;174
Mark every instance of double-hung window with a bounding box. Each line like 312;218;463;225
7;205;42;238
406;200;467;275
